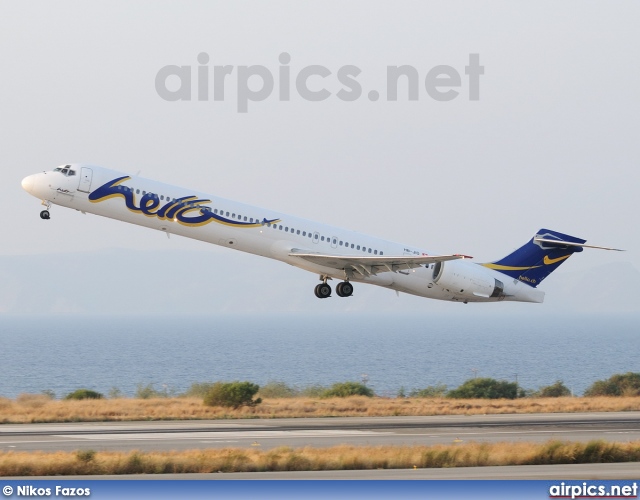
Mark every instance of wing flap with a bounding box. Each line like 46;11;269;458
288;250;471;277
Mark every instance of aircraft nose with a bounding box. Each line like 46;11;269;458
21;175;35;194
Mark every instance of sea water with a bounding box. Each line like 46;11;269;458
0;312;637;399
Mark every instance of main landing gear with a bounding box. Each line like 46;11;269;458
314;277;354;299
336;281;353;297
314;283;332;298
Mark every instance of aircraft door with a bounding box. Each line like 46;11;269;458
78;167;93;193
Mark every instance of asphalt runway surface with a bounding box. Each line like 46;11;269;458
2;412;639;453
7;463;640;480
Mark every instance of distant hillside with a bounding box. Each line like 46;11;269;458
0;249;637;314
539;261;640;313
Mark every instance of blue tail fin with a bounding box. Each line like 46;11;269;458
481;229;586;287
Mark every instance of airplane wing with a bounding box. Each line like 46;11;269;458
288;250;471;277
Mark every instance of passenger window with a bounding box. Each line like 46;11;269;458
244;216;247;221
351;244;354;249
357;245;360;250
303;231;306;236
333;239;337;244
368;248;372;253
380;251;383;255
285;227;289;232
374;250;378;255
297;230;300;235
321;236;325;241
214;209;218;214
339;241;343;246
250;218;253;223
160;195;164;200
279;225;282;230
136;189;140;194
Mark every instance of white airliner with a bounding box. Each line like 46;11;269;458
21;164;623;304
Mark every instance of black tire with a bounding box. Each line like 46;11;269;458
40;210;50;220
316;283;331;298
339;281;353;297
314;284;322;298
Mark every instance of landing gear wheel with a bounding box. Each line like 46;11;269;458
314;283;332;298
336;281;353;297
40;210;50;220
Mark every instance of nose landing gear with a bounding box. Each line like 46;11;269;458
39;201;51;220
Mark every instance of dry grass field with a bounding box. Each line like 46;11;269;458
0;394;639;423
1;440;639;476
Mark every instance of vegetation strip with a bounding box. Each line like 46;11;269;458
2;395;640;424
1;441;639;476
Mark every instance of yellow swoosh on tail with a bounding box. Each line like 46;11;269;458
543;255;571;265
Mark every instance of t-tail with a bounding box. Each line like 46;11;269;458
481;228;624;288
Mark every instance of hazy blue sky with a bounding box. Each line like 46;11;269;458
1;1;638;314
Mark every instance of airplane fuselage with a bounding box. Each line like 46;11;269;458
22;164;545;304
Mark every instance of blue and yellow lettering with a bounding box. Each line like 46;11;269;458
89;177;280;229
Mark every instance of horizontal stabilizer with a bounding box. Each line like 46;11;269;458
534;238;625;252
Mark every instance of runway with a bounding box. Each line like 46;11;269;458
7;463;640;480
1;412;639;453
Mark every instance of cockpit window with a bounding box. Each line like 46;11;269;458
56;167;76;177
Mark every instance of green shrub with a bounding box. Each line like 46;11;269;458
135;383;175;399
182;382;216;398
108;387;123;399
258;381;299;398
65;389;104;400
536;381;571;398
447;378;521;399
203;381;262;408
409;384;448;398
300;384;327;398
41;390;56;400
75;449;96;463
321;381;374;398
584;372;640;397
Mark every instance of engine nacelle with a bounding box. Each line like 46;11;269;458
432;261;505;300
